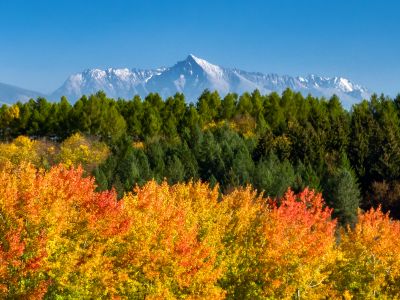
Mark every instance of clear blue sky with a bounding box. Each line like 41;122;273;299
0;0;399;96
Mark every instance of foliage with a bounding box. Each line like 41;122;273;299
4;89;400;216
1;163;400;298
117;181;228;298
331;207;400;298
57;132;110;172
8;88;400;221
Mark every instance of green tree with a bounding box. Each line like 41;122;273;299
254;154;296;198
118;95;143;139
324;166;360;227
197;90;221;125
219;93;237;120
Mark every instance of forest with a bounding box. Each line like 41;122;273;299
1;89;400;298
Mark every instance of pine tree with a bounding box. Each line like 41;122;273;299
324;166;360;227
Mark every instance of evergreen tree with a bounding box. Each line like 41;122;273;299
165;155;185;184
324;166;360;227
254;154;296;198
219;93;237;120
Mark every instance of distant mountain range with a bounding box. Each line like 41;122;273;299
0;82;45;104
0;54;370;108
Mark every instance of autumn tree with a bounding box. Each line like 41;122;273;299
0;163;130;299
57;132;110;172
0;136;44;167
331;207;400;298
0;163;49;299
260;189;337;299
116;181;228;299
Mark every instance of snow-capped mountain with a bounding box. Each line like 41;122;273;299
51;68;165;100
0;54;370;108
146;54;232;100
0;82;44;104
52;54;369;107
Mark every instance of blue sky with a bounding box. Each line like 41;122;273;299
0;0;399;96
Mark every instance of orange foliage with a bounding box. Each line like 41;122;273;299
2;162;400;298
261;188;337;299
220;187;337;299
0;163;49;298
0;163;128;298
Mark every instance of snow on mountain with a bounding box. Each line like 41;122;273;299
0;55;370;108
146;54;231;100
51;68;163;101
146;55;370;108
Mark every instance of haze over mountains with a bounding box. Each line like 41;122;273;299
0;82;45;104
0;54;370;108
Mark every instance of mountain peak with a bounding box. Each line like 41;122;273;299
0;55;370;108
47;57;372;108
186;53;199;60
183;54;224;79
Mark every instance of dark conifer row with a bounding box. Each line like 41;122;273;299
1;89;400;224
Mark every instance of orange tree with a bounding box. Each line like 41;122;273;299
1;165;230;299
219;187;338;299
261;188;337;299
0;162;129;299
0;163;49;299
8;161;400;299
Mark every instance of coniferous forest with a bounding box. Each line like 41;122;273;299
2;89;400;298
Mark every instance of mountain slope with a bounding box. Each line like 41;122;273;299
1;55;370;108
51;68;164;101
146;54;232;100
52;54;369;107
0;82;44;104
146;55;369;107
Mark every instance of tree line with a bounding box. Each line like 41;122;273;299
1;164;400;299
1;89;400;224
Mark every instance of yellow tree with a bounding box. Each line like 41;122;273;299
116;181;228;299
331;207;400;298
219;187;337;299
0;136;42;166
219;186;267;298
57;132;109;172
0;136;58;169
34;165;129;298
0;104;20;139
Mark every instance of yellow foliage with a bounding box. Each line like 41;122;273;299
2;162;400;299
58;132;110;171
203;120;218;130
7;104;20;120
0;136;41;166
0;134;109;173
119;181;228;299
219;186;267;298
231;114;256;137
331;207;400;298
220;187;338;299
132;141;145;149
